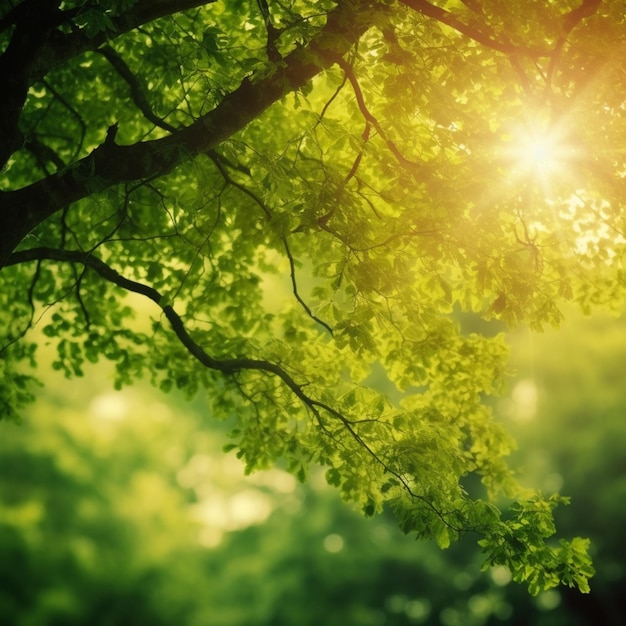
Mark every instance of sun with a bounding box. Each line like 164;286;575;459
515;129;564;173
501;119;581;189
520;135;557;168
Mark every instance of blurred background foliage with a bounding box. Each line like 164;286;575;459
1;305;624;626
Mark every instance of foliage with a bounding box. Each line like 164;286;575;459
2;314;625;626
2;0;625;593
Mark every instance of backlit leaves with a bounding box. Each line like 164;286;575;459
1;0;623;597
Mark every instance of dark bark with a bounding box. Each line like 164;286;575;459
0;0;62;169
399;0;599;57
397;0;546;55
0;0;381;270
30;0;218;84
0;1;218;171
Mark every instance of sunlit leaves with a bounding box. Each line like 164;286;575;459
0;355;39;423
3;0;625;598
479;495;595;596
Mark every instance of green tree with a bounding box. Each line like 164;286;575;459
1;0;623;593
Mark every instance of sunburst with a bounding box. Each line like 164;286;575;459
504;120;580;188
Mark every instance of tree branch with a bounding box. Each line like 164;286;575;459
281;237;334;335
208;151;334;334
96;45;179;134
256;0;283;63
398;0;548;56
6;246;310;385
334;55;421;169
0;0;62;169
546;0;602;90
24;136;66;174
0;0;383;269
31;0;219;84
562;0;601;35
8;243;458;529
0;1;215;172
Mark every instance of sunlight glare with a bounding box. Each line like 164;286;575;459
526;137;552;167
502;119;582;188
515;129;563;173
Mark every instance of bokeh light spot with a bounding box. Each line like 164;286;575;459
89;393;129;421
323;533;344;553
405;599;431;622
536;590;561;611
511;378;538;422
490;565;512;586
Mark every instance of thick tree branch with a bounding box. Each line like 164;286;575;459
398;0;548;56
0;1;216;171
546;0;602;90
0;0;62;169
0;0;383;269
31;0;218;84
562;0;601;35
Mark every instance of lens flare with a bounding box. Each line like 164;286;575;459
499;118;584;194
516;130;563;172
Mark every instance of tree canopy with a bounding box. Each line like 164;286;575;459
1;0;624;595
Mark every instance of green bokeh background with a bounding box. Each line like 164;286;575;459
1;306;624;625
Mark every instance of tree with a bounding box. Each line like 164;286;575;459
1;0;623;594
